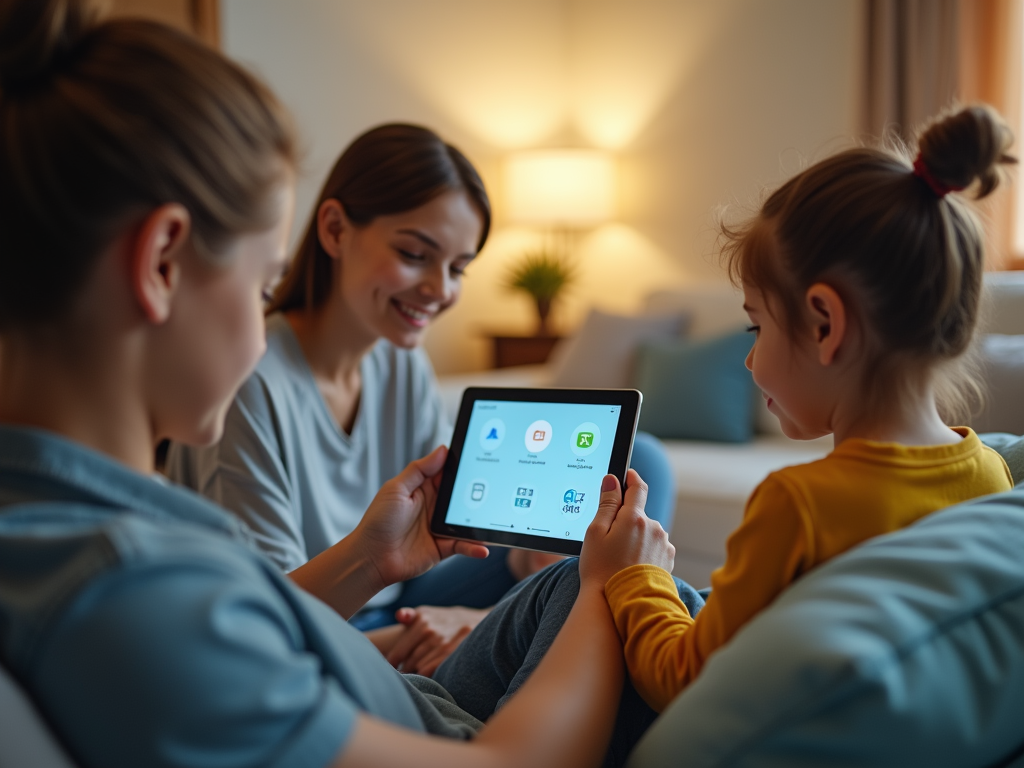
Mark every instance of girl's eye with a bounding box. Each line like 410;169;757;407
450;264;468;277
746;324;760;334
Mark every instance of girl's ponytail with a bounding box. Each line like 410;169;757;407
916;105;1016;200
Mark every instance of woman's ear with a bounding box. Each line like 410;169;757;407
316;198;349;260
130;204;191;324
805;283;847;366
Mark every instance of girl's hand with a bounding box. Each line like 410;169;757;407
386;605;489;676
353;446;489;590
579;470;675;589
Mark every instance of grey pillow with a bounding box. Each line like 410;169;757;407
971;334;1024;434
548;308;690;389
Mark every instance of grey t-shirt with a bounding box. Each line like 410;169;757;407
166;314;451;606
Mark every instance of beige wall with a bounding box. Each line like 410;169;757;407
222;0;862;373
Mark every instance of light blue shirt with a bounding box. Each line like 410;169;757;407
166;315;451;607
0;426;479;768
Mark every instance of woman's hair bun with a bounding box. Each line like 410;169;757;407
0;0;101;93
916;104;1017;199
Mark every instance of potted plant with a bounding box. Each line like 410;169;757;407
504;249;575;336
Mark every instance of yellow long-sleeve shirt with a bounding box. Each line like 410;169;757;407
606;427;1013;712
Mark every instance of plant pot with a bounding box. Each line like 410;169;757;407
534;297;552;336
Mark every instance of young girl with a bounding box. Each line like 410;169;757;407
0;2;654;766
584;105;1017;714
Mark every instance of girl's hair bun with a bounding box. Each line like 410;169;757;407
916;104;1017;199
0;0;100;94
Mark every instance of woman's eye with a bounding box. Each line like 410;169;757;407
398;249;426;262
450;265;468;277
746;324;760;334
261;288;274;304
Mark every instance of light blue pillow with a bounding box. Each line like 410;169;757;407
634;331;755;443
628;494;1024;767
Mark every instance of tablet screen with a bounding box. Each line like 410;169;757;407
443;398;625;543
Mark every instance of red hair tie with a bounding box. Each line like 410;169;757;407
912;154;964;198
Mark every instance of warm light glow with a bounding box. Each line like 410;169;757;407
503;150;616;226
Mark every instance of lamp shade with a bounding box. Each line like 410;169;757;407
503;149;616;226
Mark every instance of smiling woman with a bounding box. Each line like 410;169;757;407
165;124;512;663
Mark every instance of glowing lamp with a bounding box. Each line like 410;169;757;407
503;149;616;226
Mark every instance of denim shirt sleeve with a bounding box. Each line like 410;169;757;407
30;557;355;768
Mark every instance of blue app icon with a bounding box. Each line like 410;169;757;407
479;418;506;450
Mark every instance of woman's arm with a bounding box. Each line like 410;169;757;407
332;476;640;768
289;447;488;618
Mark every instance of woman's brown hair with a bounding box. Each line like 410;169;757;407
0;0;297;329
268;123;491;315
721;104;1016;419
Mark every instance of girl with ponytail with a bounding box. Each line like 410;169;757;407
581;105;1019;713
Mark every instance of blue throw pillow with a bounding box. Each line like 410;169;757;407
634;330;755;443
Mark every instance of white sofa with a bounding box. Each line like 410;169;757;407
436;273;1024;588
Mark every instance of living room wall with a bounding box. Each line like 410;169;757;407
221;0;861;373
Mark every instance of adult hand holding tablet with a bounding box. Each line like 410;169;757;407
430;387;643;556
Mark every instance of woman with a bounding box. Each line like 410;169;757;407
0;2;681;766
165;124;676;651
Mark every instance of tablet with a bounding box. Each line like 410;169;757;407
430;387;642;556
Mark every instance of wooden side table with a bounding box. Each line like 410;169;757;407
486;333;563;369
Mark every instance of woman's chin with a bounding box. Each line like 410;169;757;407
383;321;429;349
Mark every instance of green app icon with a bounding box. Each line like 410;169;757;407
576;432;594;448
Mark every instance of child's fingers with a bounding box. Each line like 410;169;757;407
589;474;622;535
621;469;649;517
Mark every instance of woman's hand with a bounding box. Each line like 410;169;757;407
353;446;489;591
579;470;675;589
290;447;488;618
385;605;489;676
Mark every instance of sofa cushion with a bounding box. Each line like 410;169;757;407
972;334;1024;435
634;331;755;443
547;308;689;389
628;494;1024;767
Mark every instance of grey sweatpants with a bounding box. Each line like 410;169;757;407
433;557;708;768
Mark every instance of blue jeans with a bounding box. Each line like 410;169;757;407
351;433;677;631
432;557;705;767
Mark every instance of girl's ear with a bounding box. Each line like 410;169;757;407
316;198;350;261
805;283;847;366
130;204;191;324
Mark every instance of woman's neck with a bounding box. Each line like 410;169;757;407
0;330;156;474
284;298;377;385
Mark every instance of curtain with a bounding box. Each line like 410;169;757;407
863;0;960;142
863;0;1022;266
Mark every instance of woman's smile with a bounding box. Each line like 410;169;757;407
391;298;436;328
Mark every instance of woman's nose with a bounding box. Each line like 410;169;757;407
419;265;454;303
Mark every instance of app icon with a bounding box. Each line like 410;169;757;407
524;420;553;452
479;418;506;451
513;486;535;511
464;478;488;508
570;422;601;457
562;488;586;516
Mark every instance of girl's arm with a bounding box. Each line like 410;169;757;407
604;474;809;710
332;478;638;768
